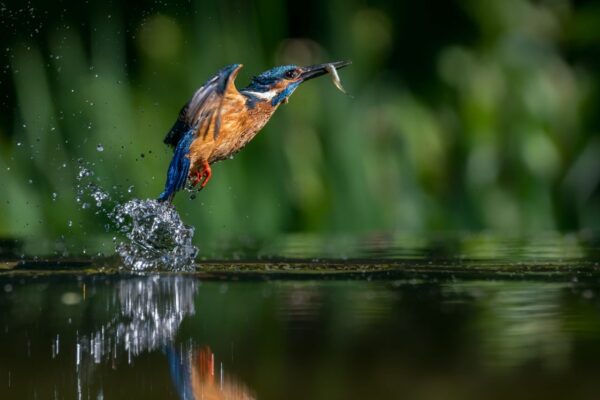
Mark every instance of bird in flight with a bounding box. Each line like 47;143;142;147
158;61;351;202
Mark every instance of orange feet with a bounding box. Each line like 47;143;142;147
191;160;212;190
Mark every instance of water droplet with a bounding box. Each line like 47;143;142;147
67;220;73;227
77;166;93;179
52;192;57;201
91;188;109;207
16;142;21;147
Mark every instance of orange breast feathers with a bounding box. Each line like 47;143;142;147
187;73;277;167
211;100;276;161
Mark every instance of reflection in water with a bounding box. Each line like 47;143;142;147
457;282;570;370
78;276;197;363
74;276;253;399
200;232;595;264
168;345;254;400
74;276;198;399
4;251;600;399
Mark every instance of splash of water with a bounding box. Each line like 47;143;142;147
112;199;198;271
76;162;198;271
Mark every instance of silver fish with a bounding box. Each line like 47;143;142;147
325;64;348;94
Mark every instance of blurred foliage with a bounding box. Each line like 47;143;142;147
0;0;599;244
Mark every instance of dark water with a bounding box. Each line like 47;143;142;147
1;233;600;400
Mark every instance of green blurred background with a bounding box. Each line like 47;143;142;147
1;0;599;244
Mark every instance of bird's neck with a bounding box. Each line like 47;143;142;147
240;89;280;111
241;88;278;101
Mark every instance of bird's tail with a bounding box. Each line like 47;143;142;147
158;130;195;202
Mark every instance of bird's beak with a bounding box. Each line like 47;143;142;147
300;60;352;82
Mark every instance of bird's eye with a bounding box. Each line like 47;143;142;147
285;69;300;79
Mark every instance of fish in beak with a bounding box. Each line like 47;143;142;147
300;60;352;82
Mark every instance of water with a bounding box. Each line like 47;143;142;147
75;163;198;271
0;233;599;399
112;199;198;271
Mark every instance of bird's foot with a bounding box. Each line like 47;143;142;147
191;161;212;190
199;162;212;189
191;170;203;187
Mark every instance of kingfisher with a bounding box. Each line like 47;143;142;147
158;61;351;202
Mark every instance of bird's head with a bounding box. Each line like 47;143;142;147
242;61;351;107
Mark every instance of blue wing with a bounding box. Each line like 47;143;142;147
163;64;242;147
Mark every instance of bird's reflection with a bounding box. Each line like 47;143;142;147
74;275;253;399
168;344;255;400
77;275;198;364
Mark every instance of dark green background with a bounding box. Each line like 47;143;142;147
1;0;599;243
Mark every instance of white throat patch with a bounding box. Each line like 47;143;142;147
242;89;278;100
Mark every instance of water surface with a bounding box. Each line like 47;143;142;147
1;233;599;400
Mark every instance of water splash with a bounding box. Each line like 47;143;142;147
112;199;198;271
75;162;198;271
